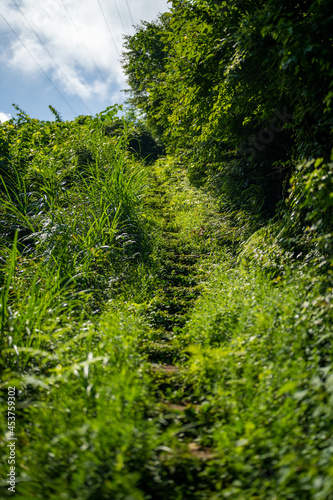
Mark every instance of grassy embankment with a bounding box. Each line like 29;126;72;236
0;111;333;499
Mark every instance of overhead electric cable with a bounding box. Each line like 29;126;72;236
113;0;127;33
0;12;78;116
59;0;109;86
125;0;134;27
11;0;93;115
96;0;120;56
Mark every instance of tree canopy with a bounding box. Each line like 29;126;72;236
122;0;333;213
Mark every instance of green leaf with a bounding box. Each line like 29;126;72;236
278;380;298;396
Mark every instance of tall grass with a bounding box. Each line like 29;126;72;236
0;117;146;349
0;110;166;498
0;122;150;376
179;254;333;498
2;110;332;499
0;232;89;372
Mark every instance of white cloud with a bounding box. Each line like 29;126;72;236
0;111;12;122
0;0;169;105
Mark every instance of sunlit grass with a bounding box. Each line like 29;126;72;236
1;111;333;499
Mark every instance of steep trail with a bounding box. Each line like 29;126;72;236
134;161;333;500
2;110;331;499
135;163;230;497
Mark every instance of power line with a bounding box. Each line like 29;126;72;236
11;0;93;116
96;0;120;56
59;0;110;86
113;0;127;33
0;12;78;116
125;0;135;27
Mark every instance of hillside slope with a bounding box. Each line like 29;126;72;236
0;109;332;498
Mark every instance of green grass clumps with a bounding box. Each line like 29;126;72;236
237;224;294;277
0;109;172;498
0;308;172;500
179;261;333;498
1;108;333;499
0;108;151;368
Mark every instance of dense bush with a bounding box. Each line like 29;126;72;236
181;259;333;498
122;0;333;215
0;106;153;371
1;1;332;496
0;109;167;499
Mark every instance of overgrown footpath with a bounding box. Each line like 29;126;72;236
137;162;333;500
1;111;333;499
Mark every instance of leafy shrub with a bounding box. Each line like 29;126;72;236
122;0;333;216
288;157;333;257
181;261;333;498
238;224;294;276
0;108;171;499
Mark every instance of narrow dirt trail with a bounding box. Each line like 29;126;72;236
136;167;226;497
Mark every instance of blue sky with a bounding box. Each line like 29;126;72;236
0;0;169;122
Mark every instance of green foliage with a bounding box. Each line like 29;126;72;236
0;304;172;499
122;0;333;214
180;261;333;497
0;110;170;499
288;157;333;252
127;122;165;165
122;15;171;137
0;118;333;497
0;107;154;371
48;105;63;123
1;0;333;492
238;224;294;276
